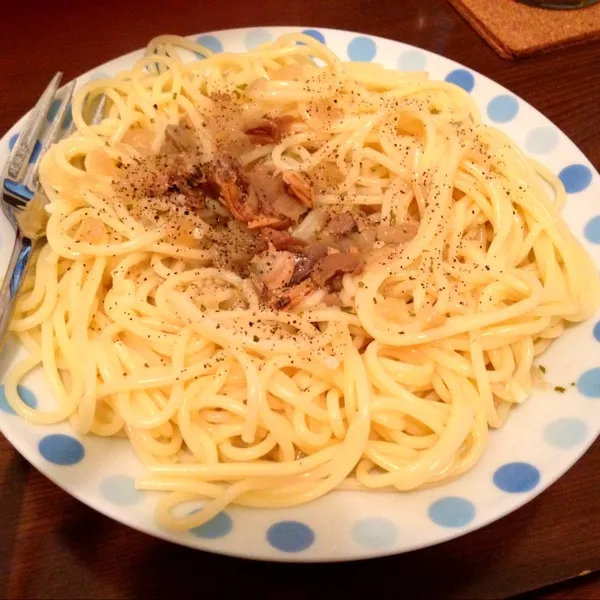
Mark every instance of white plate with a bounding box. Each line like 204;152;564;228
1;27;599;562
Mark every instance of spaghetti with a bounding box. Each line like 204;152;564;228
5;33;598;530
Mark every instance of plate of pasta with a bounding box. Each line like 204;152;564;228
1;27;599;561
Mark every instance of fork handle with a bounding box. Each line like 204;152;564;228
0;230;35;350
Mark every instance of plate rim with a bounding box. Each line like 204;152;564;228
0;25;598;562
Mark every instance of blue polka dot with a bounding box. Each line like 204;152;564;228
302;29;325;44
525;127;558;154
593;321;600;341
190;512;233;539
245;29;273;51
352;518;398;549
267;520;315;552
29;141;42;164
487;95;519;123
445;69;475;93
559;164;592;194
99;475;142;506
347;36;377;62
428;497;475;528
577;367;600;398
584;216;600;244
0;384;38;415
39;434;85;466
544;418;587;449
398;49;427;71
195;35;223;55
493;462;540;493
9;133;19;150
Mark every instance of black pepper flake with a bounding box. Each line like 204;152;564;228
253;335;259;343
554;386;566;394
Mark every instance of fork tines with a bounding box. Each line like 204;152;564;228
4;72;76;205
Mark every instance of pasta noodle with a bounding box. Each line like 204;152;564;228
5;33;599;530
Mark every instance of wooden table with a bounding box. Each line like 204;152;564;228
1;0;599;597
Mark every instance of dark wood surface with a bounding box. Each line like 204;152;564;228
1;1;599;598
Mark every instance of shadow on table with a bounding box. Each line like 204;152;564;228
53;490;539;600
5;445;599;599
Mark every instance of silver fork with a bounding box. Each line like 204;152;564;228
0;73;111;351
0;73;76;351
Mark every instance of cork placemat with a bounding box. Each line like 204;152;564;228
448;0;600;59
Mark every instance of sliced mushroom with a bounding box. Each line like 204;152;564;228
247;164;308;222
376;221;419;245
302;241;329;262
326;211;356;235
311;253;363;288
260;228;307;253
289;255;315;286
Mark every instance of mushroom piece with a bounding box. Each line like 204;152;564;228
311;253;363;289
259;228;308;253
376;221;420;245
289;255;315;286
247;164;308;223
326;211;356;235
